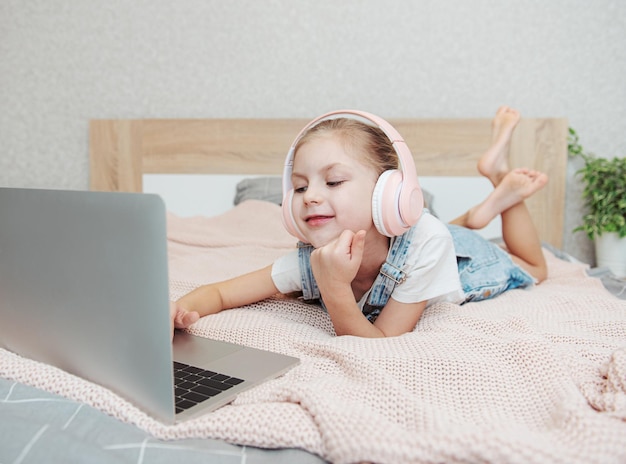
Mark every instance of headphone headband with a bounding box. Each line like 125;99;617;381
282;110;423;241
282;110;412;188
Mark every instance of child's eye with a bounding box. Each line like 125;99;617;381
294;186;307;194
327;180;345;188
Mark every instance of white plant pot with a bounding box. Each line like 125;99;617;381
595;232;626;278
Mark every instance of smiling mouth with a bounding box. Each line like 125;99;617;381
305;215;334;227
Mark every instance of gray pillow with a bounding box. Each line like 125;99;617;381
234;176;283;206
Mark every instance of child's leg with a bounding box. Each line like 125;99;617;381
451;168;547;230
451;169;548;280
476;106;520;187
449;106;548;282
500;190;548;282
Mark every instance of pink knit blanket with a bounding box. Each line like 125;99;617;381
2;200;626;463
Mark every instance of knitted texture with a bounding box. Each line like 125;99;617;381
2;201;625;463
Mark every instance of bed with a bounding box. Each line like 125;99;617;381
2;115;626;464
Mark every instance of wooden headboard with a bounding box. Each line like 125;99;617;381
89;117;568;248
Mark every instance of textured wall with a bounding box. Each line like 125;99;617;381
1;0;624;264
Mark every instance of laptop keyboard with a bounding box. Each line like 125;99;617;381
173;361;245;413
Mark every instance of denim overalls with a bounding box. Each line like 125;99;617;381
297;222;534;322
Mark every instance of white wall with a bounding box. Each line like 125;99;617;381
1;0;625;263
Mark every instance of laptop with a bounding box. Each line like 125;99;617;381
0;187;299;424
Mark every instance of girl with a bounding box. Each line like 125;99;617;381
171;106;548;338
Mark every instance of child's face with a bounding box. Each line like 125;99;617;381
290;134;379;248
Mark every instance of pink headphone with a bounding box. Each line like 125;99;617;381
281;109;424;242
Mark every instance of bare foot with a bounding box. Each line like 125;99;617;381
464;168;548;229
477;106;521;186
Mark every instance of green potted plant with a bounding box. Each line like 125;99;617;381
568;128;626;277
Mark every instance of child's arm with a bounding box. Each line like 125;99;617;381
311;230;428;337
372;298;427;336
323;290;427;337
170;265;279;338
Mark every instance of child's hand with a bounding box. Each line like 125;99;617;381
169;301;200;340
311;229;366;292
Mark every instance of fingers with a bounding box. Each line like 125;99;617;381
311;229;366;288
334;229;365;260
173;308;200;328
350;230;366;262
337;230;354;257
180;311;200;327
169;301;200;340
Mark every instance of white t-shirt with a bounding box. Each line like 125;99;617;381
271;213;464;309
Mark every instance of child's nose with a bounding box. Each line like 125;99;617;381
303;184;323;205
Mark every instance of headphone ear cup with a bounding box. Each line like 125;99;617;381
281;190;307;242
372;170;409;237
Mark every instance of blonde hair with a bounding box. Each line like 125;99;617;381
294;118;398;175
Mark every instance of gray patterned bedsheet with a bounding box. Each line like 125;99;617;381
0;377;326;464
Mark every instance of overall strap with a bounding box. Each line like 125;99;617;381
365;226;414;308
297;242;323;306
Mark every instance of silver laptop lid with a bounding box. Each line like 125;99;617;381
0;188;175;422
